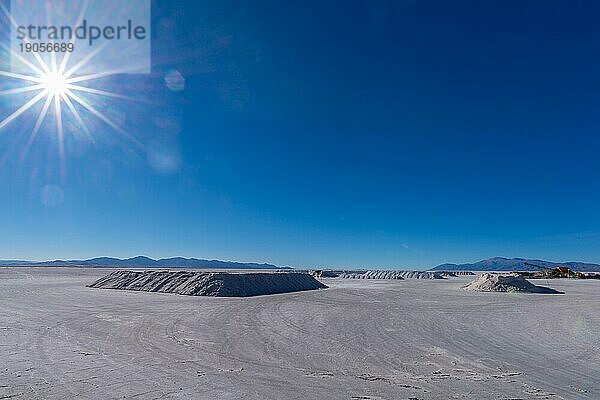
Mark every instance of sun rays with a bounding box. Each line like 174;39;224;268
0;47;131;143
0;2;142;169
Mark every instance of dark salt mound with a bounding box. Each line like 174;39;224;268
88;270;328;297
463;273;563;294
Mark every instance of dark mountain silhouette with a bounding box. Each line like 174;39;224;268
0;256;284;269
432;257;600;272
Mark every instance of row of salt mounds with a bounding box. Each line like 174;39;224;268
463;273;562;294
336;270;404;280
399;270;446;279
435;271;476;276
336;270;446;280
88;270;328;297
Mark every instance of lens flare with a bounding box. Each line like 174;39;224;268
0;1;142;171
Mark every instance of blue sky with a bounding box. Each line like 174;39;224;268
1;0;600;269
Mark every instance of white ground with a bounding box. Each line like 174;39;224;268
1;267;599;400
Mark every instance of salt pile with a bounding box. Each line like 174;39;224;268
398;271;446;279
335;270;445;280
337;270;405;280
88;270;327;297
436;271;475;277
463;273;562;294
311;270;340;278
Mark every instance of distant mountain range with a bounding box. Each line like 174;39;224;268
3;255;599;272
432;257;600;272
0;256;283;269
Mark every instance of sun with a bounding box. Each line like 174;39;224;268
0;0;147;149
40;70;68;97
0;43;138;153
0;46;141;176
0;1;147;179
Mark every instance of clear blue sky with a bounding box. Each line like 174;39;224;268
1;0;600;269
